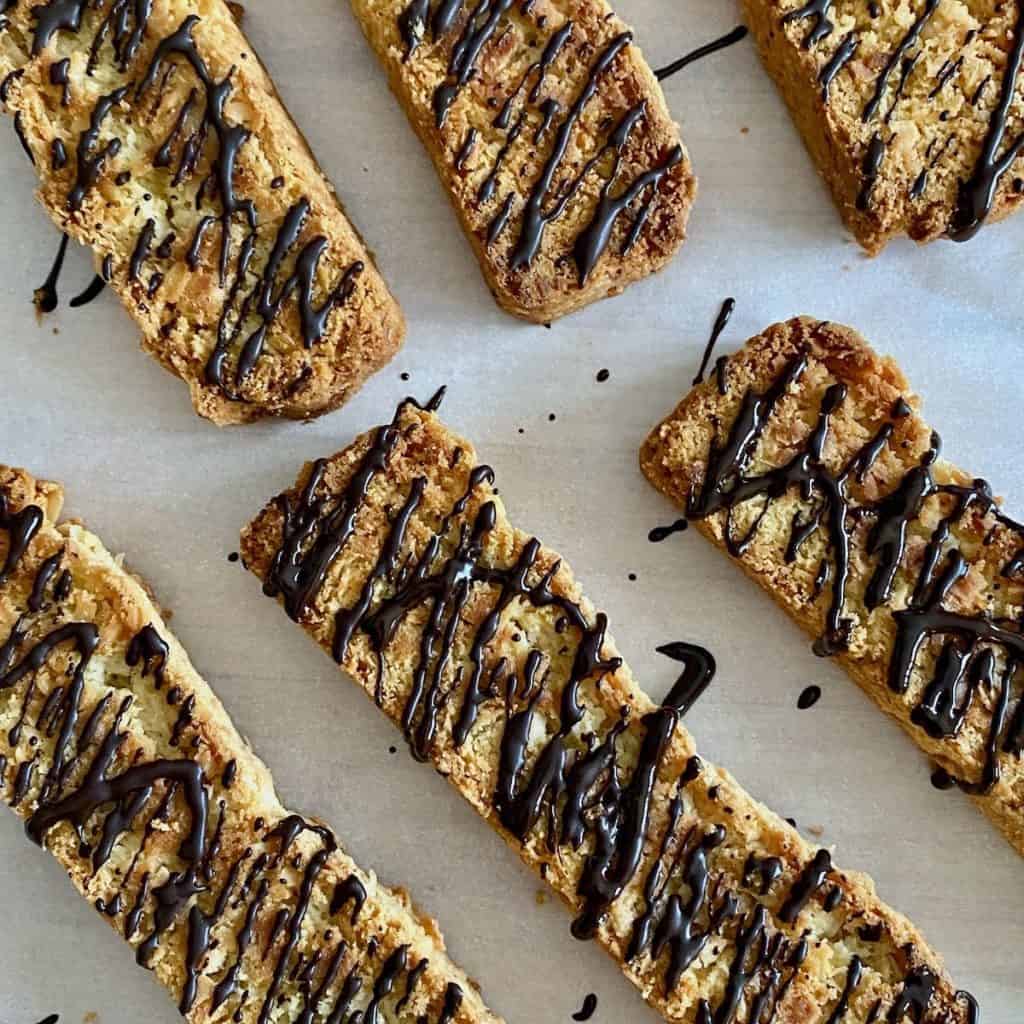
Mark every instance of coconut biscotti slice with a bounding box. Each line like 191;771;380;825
241;395;976;1024
0;465;502;1024
349;0;695;321
641;316;1024;859
742;0;1024;253
0;1;404;424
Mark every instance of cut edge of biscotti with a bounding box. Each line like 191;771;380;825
349;0;696;323
741;0;1024;255
639;316;1024;859
0;1;405;426
0;463;504;1024
239;398;975;1024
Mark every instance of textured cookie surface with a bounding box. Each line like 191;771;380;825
350;0;695;321
0;0;404;424
743;0;1024;252
641;317;1024;858
242;397;975;1024
0;465;501;1024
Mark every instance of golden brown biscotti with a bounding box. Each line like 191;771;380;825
640;317;1024;858
0;465;502;1024
241;396;976;1024
0;0;404;424
743;0;1024;253
350;0;695;321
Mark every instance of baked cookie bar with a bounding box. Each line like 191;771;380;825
242;395;975;1024
743;0;1024;252
350;0;695;321
0;466;500;1024
0;1;404;424
641;317;1024;858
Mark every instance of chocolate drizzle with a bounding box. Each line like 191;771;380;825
126;624;169;687
68;85;128;212
693;298;735;386
653;26;748;82
819;32;857;99
783;0;836;49
950;5;1024;239
656;641;715;716
686;331;1024;798
331;873;368;923
34;233;108;313
34;234;69;313
572;993;598;1021
432;0;517;126
778;849;831;922
649;518;687;543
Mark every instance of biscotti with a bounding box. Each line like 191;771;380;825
242;395;976;1024
641;316;1024;858
0;465;500;1024
0;1;404;424
350;0;695;321
742;0;1024;252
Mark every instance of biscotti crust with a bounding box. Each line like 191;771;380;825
0;0;405;424
640;317;1024;859
0;465;501;1024
350;0;695;321
242;398;974;1024
743;0;1024;253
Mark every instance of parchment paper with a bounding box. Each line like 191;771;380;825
0;0;1020;1021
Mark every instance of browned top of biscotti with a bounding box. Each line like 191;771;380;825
747;0;1024;250
0;465;502;1024
640;317;1024;856
241;397;973;1024
0;0;404;424
351;0;694;320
